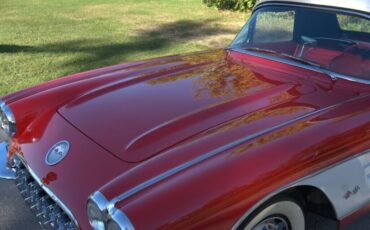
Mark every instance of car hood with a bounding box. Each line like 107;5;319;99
57;49;361;162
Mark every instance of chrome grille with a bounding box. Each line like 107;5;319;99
14;163;77;230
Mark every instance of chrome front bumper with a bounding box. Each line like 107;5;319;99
0;142;16;179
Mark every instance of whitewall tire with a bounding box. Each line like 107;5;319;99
242;199;305;230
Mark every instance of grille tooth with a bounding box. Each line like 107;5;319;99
24;182;38;204
63;222;75;230
14;165;77;229
32;194;47;212
15;169;30;192
59;216;68;227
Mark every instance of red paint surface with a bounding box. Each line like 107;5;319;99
2;48;370;229
339;203;370;229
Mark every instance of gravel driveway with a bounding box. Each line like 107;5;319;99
0;178;369;230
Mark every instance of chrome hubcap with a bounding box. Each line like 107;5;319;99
253;216;290;230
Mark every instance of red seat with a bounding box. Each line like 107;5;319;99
329;45;370;79
294;45;342;67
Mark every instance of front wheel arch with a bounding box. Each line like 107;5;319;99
234;185;338;230
238;197;305;230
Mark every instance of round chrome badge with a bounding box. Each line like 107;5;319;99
45;141;70;166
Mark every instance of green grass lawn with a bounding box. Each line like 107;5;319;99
0;0;249;96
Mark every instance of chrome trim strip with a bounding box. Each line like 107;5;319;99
15;155;79;228
109;94;370;207
254;0;370;14
252;2;369;21
231;149;370;230
90;191;110;211
228;48;370;85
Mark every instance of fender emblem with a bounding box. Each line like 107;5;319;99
45;141;70;166
344;185;360;200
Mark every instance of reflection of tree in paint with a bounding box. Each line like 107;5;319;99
194;63;267;99
149;50;279;100
181;49;225;65
150;58;275;101
233;119;313;154
194;106;311;140
148;50;225;86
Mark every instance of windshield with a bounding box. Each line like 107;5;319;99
231;6;370;81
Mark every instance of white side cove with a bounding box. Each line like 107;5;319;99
298;150;370;219
232;150;370;230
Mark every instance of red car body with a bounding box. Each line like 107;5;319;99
0;0;369;230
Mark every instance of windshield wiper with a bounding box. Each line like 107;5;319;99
244;47;322;68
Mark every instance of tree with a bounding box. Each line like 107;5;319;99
203;0;256;12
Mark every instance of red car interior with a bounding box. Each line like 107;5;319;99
255;41;370;79
241;7;370;80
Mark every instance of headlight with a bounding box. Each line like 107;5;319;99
87;199;105;229
87;191;110;229
0;100;16;138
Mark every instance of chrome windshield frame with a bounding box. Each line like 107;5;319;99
229;3;370;85
228;47;370;85
254;0;370;14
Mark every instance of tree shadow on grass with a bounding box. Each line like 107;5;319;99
136;19;237;41
0;45;33;53
0;19;238;73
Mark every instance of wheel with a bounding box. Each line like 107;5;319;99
241;199;305;230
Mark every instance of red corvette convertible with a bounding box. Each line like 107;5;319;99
0;0;369;229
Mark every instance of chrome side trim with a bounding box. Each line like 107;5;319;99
90;191;110;211
231;149;370;230
109;94;370;207
15;155;79;228
0;142;15;179
254;0;370;14
228;48;370;85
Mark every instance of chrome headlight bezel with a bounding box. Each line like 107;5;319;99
87;191;135;230
0;100;16;139
87;192;109;230
87;199;105;229
109;207;135;230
